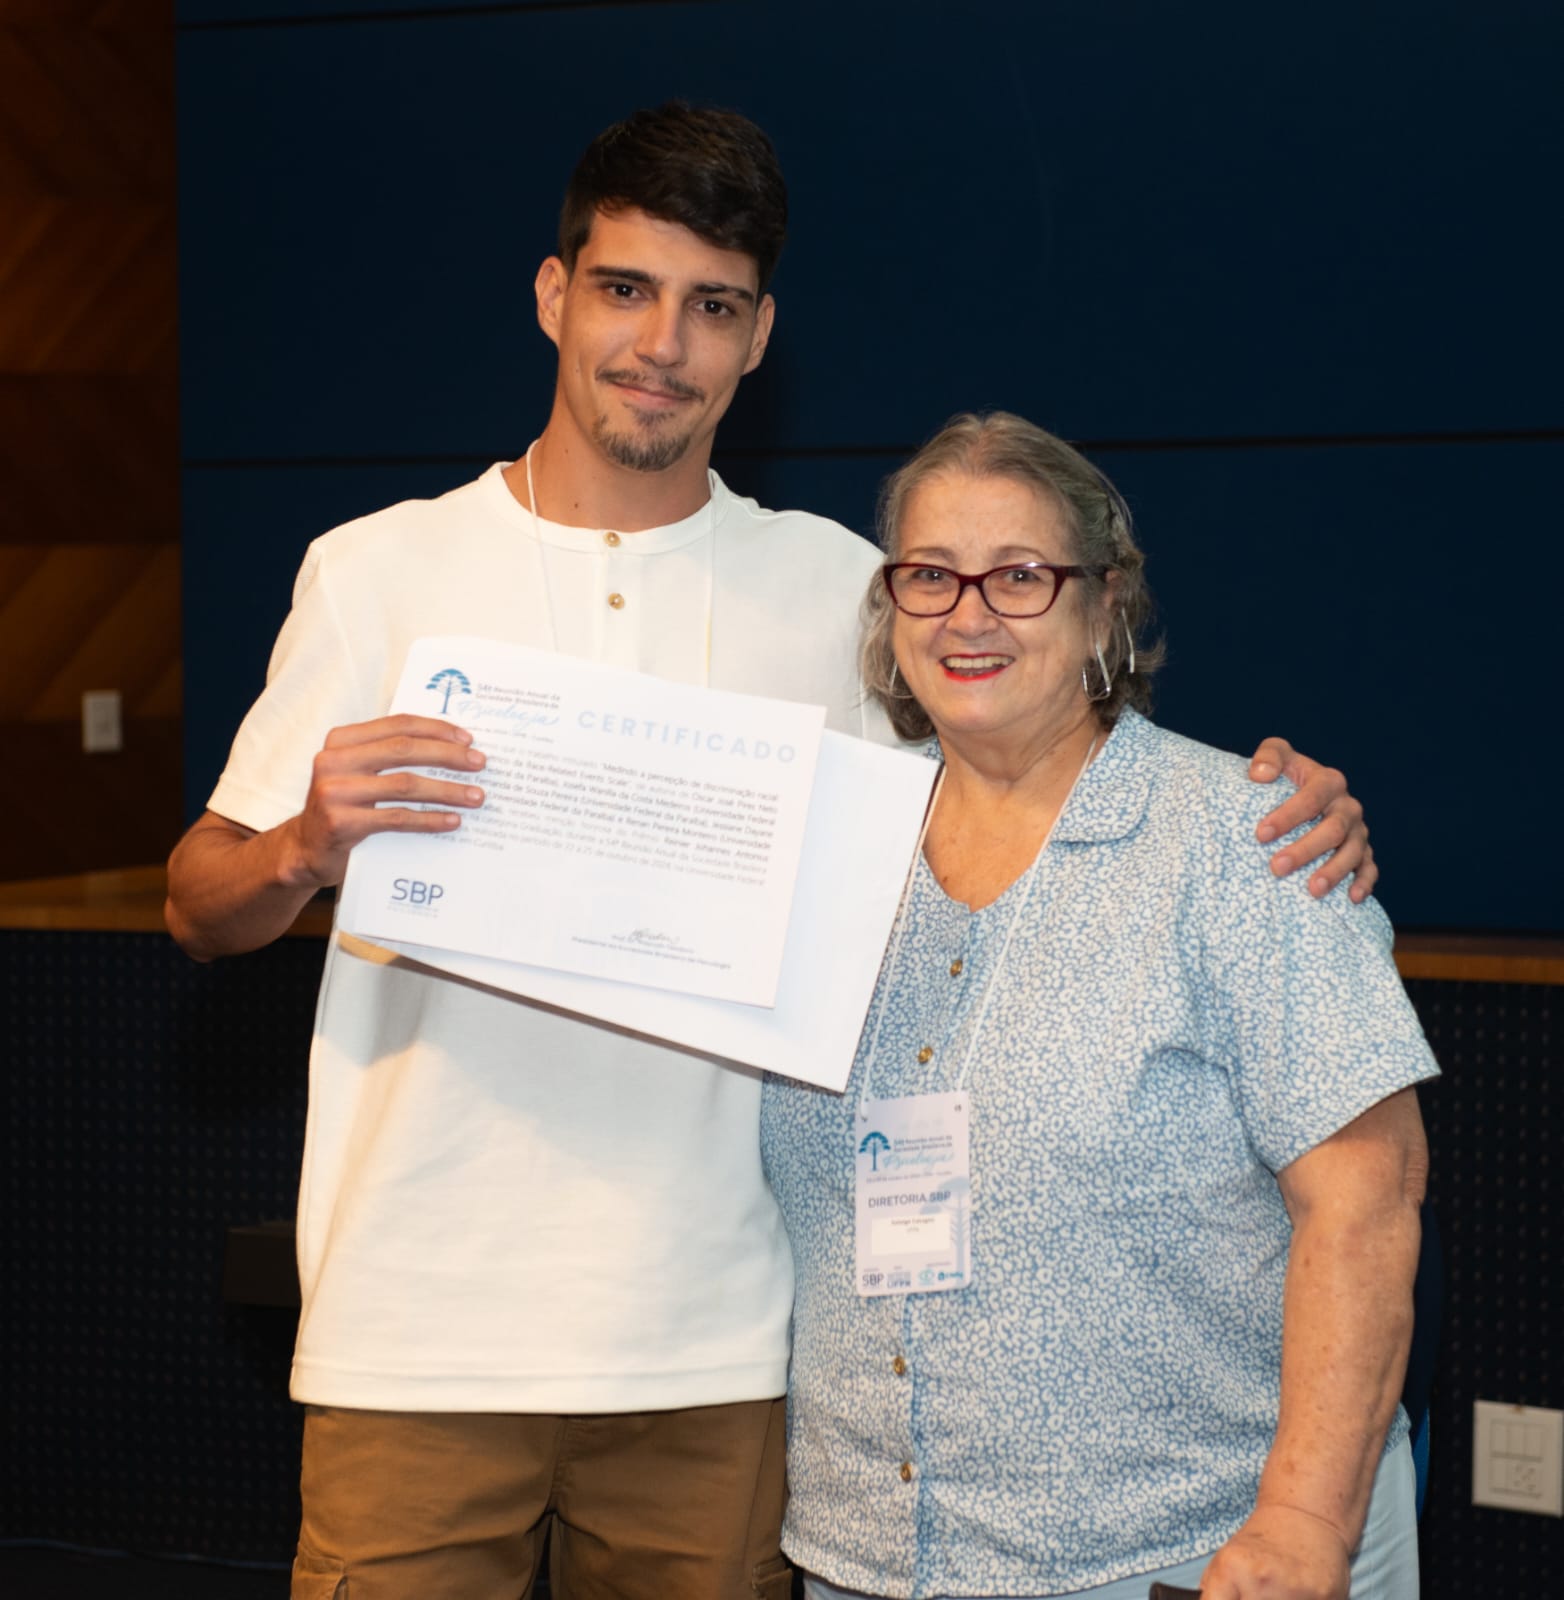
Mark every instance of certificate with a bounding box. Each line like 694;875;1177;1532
350;727;938;1092
337;637;826;1006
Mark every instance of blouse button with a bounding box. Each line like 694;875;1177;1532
603;530;622;547
608;592;626;610
916;1046;933;1064
949;959;964;977
899;1461;913;1482
892;1355;907;1376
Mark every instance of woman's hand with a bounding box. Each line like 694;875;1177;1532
1197;1502;1351;1599
1247;736;1375;902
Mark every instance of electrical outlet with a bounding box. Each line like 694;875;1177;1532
1472;1400;1564;1516
81;690;123;753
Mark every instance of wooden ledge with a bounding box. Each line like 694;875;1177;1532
1391;932;1564;986
1;869;1560;983
0;866;333;938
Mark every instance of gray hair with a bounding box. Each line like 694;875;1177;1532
862;412;1164;741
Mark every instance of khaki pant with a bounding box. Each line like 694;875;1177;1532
291;1399;790;1600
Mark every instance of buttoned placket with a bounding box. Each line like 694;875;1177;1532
519;443;718;684
873;851;1069;1599
875;897;976;1519
602;528;627;616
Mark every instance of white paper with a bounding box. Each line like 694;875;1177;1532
354;729;938;1092
338;637;826;1006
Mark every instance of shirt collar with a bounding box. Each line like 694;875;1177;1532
1053;708;1153;843
923;708;1152;846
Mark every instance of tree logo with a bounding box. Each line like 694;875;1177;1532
858;1130;891;1172
426;668;471;715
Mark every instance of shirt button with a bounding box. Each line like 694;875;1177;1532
949;959;964;977
608;592;626;610
603;530;622;547
916;1046;933;1064
892;1355;907;1376
899;1461;913;1482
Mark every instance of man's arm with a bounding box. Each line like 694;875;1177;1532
165;715;486;961
1196;1088;1428;1600
1247;737;1376;902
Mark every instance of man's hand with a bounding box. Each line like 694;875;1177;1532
1196;1502;1351;1600
1247;737;1375;902
165;714;485;961
280;714;486;890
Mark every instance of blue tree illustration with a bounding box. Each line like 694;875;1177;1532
949;1196;971;1275
426;668;472;715
858;1130;891;1173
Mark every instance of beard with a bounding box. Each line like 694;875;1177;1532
591;368;707;473
591;413;697;473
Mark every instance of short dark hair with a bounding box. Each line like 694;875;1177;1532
559;102;788;292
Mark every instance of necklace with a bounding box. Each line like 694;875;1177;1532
521;440;717;682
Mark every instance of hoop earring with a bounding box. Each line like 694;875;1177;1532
890;661;903;697
1119;612;1136;676
1082;639;1113;702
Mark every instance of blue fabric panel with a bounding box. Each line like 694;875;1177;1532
1090;438;1561;933
178;0;610;21
178;2;1564;462
181;460;481;815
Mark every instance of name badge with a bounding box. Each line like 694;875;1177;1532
854;1091;972;1297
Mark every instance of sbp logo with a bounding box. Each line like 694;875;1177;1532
391;878;445;908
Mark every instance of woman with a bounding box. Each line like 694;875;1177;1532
761;414;1436;1600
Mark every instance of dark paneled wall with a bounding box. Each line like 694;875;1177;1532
0;929;317;1564
3;930;1559;1586
1410;977;1562;1588
174;0;1562;932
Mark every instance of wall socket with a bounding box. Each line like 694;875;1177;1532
1472;1400;1564;1516
81;690;123;754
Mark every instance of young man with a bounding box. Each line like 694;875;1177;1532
166;105;1374;1600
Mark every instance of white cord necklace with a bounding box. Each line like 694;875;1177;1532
858;732;1100;1111
522;440;718;683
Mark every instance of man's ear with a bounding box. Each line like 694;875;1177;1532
536;257;567;347
743;293;776;375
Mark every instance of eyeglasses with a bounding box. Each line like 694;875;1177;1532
882;561;1108;618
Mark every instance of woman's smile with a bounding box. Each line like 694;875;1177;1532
939;653;1013;680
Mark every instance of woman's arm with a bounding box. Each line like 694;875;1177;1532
1197;1088;1428;1600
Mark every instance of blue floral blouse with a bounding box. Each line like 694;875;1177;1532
760;711;1439;1598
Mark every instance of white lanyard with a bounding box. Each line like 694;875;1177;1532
522;441;717;683
851;734;1099;1299
857;733;1099;1109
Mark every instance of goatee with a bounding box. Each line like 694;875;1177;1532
592;417;696;474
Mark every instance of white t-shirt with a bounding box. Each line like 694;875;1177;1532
210;465;893;1412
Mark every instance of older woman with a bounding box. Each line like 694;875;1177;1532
761;414;1436;1600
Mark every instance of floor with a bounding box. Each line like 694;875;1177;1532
0;1547;570;1598
0;1548;290;1598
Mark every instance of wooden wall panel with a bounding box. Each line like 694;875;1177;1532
0;375;179;542
0;542;180;718
0;13;173;195
0;198;177;371
0;0;180;881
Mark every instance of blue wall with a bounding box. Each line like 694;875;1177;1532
177;0;1563;931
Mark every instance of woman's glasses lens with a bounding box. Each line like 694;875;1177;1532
889;564;1060;617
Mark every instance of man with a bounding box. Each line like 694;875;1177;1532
166;104;1373;1600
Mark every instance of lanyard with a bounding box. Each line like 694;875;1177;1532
858;733;1099;1110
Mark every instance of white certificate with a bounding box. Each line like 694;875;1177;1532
337;637;827;1006
349;727;937;1092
